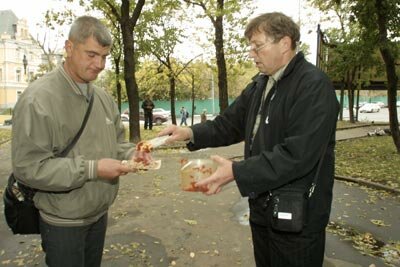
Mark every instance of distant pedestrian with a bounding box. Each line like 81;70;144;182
201;109;207;123
142;95;155;130
180;107;188;126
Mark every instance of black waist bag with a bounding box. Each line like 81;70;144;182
249;186;308;233
271;187;308;233
3;173;40;235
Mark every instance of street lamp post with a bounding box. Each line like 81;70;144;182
22;54;28;75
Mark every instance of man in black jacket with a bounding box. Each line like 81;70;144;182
160;12;339;267
141;95;155;130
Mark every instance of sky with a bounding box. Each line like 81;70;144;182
0;0;324;64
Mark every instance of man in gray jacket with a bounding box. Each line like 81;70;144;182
11;16;147;267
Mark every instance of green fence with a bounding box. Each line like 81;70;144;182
121;99;233;115
121;95;398;114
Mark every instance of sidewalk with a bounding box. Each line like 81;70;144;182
0;127;398;266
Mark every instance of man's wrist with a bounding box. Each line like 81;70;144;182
186;128;194;144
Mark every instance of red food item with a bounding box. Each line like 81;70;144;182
182;182;208;192
180;158;189;166
136;141;153;153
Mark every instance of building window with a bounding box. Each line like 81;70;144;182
16;69;21;82
0;68;2;81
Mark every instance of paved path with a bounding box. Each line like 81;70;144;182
0;126;399;266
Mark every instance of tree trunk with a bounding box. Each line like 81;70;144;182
346;71;355;123
114;56;122;113
120;0;143;143
191;73;195;126
375;0;400;153
339;81;344;121
169;73;177;125
213;0;228;114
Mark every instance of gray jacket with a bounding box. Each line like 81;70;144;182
11;65;133;226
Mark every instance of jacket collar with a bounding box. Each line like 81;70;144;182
281;51;304;80
58;64;93;97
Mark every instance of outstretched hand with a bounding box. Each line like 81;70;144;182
195;155;235;195
158;125;192;144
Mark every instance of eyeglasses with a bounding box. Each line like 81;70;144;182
247;41;274;54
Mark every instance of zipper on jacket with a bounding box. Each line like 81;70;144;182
249;82;277;153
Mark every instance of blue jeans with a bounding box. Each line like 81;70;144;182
40;213;108;267
180;117;187;126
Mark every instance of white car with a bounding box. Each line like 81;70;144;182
373;102;385;108
120;113;130;127
359;103;381;113
152;108;171;118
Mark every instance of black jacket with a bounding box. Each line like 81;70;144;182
189;52;339;231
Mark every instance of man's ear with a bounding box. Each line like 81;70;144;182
280;36;292;53
65;40;73;57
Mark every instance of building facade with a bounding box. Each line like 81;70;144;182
0;10;47;109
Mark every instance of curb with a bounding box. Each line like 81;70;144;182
335;175;400;195
336;123;389;131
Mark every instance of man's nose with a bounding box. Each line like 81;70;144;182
94;56;106;69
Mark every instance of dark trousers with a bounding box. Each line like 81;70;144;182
250;221;325;267
144;112;153;129
39;213;108;267
180;117;187;126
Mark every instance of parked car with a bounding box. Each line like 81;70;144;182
120;113;129;127
359;103;381;113
358;101;368;108
122;108;170;125
152;108;171;118
373;101;386;108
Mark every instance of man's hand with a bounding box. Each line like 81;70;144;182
97;158;134;179
195;155;235;195
158;125;192;144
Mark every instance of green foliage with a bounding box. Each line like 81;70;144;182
132;57;257;101
309;0;383;82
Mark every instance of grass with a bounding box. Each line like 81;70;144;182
2;123;399;190
335;136;400;189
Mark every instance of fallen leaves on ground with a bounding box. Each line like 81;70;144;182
0;128;11;143
327;221;400;266
184;219;198;226
370;219;391;227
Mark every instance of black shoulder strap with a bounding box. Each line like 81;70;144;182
57;93;94;157
308;135;331;197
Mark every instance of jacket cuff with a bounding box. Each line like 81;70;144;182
85;160;98;180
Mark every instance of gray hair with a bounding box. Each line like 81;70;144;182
68;16;112;47
244;12;300;50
